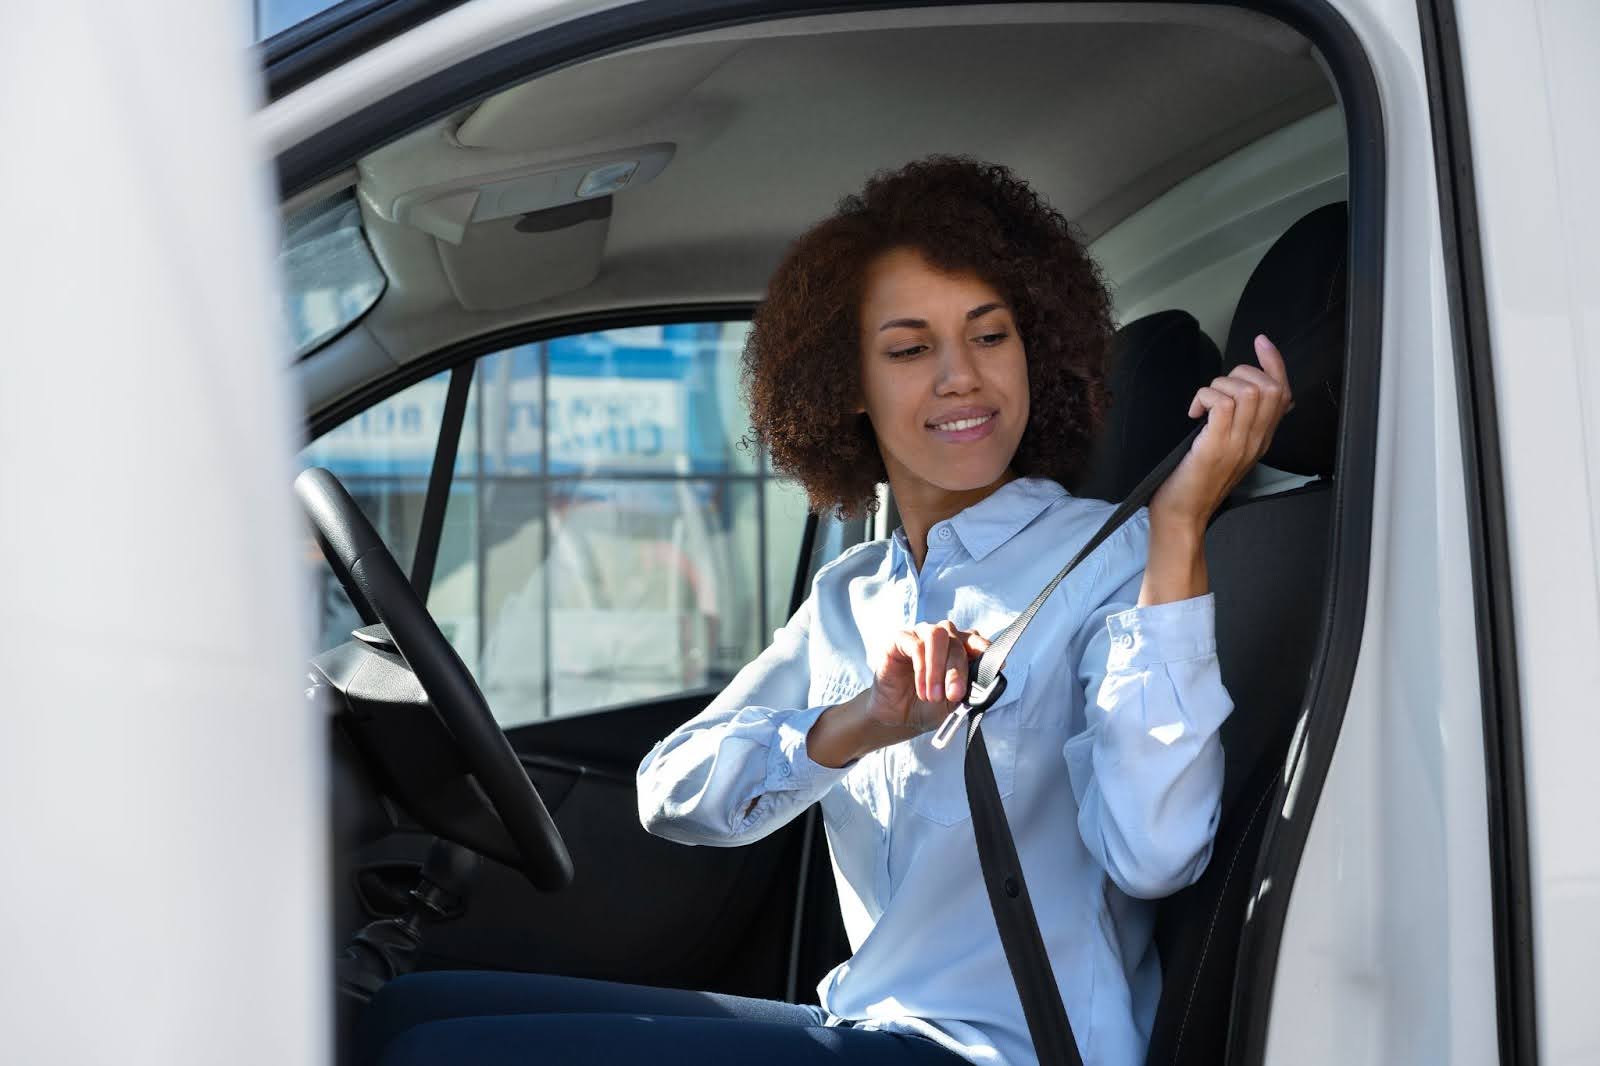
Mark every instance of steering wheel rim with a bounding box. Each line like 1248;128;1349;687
296;466;574;891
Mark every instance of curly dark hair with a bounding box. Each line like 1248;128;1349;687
742;155;1116;518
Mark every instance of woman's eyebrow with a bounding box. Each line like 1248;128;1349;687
877;302;1006;332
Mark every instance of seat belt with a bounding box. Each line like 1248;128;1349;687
929;424;1201;1066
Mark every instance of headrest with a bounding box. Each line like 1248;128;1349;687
1077;310;1221;502
1223;201;1348;478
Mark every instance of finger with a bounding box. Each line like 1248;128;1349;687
943;640;970;704
1187;387;1237;441
963;631;991;658
1207;376;1262;449
1253;334;1291;393
1229;364;1293;426
909;625;930;702
889;630;921;693
1226;365;1294;456
1228;363;1282;400
935;622;967;697
921;624;948;703
915;617;934;701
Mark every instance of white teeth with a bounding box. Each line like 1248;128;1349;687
931;413;993;432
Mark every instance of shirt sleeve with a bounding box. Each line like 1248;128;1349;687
636;594;860;847
1062;530;1234;899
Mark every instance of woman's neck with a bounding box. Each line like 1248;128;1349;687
891;468;1020;571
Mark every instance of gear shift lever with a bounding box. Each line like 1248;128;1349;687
337;839;480;1004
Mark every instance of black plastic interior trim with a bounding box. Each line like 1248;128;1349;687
262;0;472;101
1416;1;1536;1062
411;363;472;600
307;303;754;439
782;507;834;1002
275;2;1385;1056
788;514;820;617
784;806;820;1001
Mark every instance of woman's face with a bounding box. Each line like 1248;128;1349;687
856;246;1029;500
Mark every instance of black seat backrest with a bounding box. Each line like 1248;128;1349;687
1143;201;1349;1066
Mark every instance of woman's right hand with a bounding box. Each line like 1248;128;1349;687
866;621;992;734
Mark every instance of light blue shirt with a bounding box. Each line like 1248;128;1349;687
636;477;1233;1066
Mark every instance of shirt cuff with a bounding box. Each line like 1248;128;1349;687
1106;592;1217;671
765;703;857;792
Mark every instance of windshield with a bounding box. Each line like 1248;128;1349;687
253;0;345;41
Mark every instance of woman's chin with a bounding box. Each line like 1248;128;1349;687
910;463;1015;496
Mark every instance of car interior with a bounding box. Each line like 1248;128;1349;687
282;6;1356;1065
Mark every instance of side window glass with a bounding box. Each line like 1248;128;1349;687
301;321;841;728
299;366;461;654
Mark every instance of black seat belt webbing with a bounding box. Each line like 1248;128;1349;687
411;364;473;601
956;423;1201;1066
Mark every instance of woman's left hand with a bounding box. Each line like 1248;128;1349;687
1148;333;1295;532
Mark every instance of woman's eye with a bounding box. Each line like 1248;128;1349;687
888;345;927;359
975;331;1009;346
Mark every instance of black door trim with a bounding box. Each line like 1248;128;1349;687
275;3;1387;1059
1416;1;1537;1063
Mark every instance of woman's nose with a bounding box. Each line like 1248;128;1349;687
934;341;981;394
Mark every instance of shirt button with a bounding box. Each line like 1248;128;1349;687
1116;634;1135;650
780;763;792;777
938;527;951;540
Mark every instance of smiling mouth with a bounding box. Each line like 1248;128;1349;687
928;411;995;432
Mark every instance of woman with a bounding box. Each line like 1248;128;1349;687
369;157;1291;1066
639;156;1290;1065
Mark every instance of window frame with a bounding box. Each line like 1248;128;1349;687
307;302;828;724
278;4;1388;1060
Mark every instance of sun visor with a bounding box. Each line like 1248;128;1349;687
454;41;741;152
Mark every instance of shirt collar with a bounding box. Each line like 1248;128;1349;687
889;477;1070;569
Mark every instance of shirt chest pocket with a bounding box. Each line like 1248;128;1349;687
896;661;1031;827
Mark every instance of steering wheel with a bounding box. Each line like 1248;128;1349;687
296;466;574;891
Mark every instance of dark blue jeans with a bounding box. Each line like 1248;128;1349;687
361;971;972;1066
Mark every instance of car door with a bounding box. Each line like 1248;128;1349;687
301;315;862;1000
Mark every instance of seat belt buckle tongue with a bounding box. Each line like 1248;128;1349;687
929;672;1008;750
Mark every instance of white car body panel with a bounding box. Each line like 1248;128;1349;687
0;2;325;1065
1454;0;1600;1062
1257;2;1502;1063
